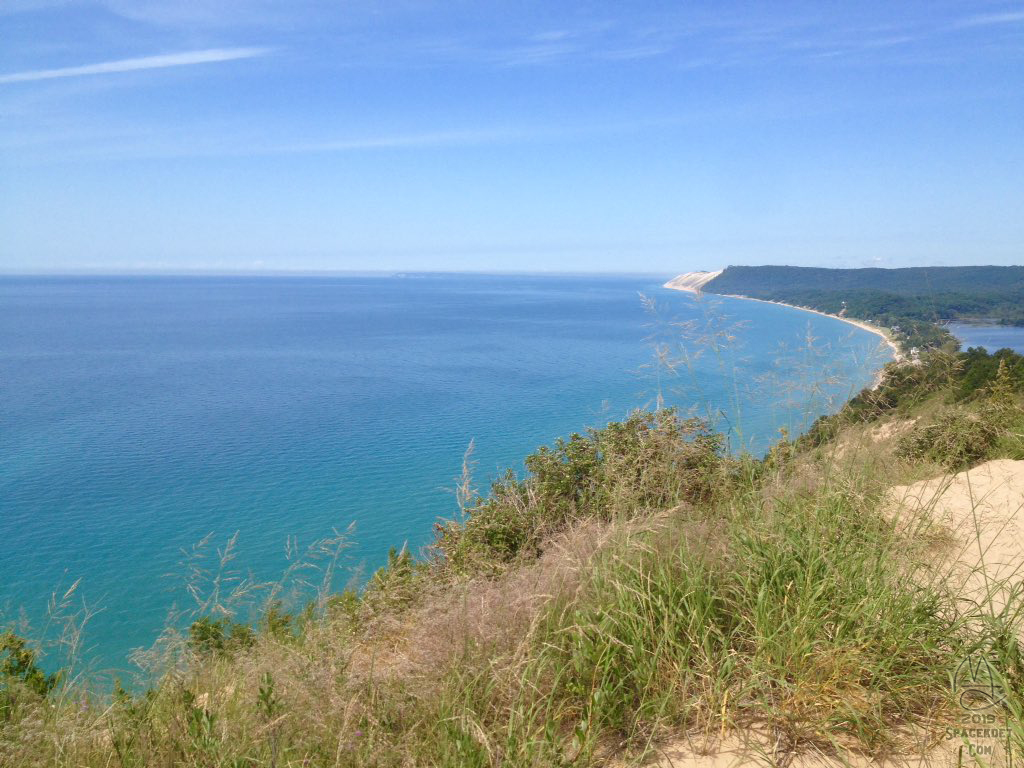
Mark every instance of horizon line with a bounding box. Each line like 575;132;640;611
0;268;676;279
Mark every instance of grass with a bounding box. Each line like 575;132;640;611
433;409;724;578
512;469;977;763
3;347;1024;767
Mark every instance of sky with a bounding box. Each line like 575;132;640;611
0;1;1022;274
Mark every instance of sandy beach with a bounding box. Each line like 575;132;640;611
720;294;901;359
664;272;901;356
663;272;902;389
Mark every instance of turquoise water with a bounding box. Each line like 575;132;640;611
0;274;890;678
947;322;1024;355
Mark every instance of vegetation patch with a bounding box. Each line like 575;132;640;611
433;409;725;577
704;265;1024;347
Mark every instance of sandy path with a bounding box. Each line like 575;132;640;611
889;459;1024;616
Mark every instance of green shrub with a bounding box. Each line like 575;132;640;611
895;409;1001;470
0;631;61;721
362;546;426;613
0;632;59;698
433;409;723;576
799;351;964;448
893;374;1024;472
261;601;299;640
187;616;256;657
955;347;1024;402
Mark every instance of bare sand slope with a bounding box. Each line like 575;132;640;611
889;459;1024;613
663;271;724;293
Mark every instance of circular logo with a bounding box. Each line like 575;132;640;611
953;655;1007;711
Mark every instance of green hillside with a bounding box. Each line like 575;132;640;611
704;265;1024;348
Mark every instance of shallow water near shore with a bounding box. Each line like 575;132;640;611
0;273;890;676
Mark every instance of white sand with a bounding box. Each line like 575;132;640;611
889;459;1024;617
720;293;901;361
662;270;724;293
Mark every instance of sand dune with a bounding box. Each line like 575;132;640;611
890;459;1024;616
663;270;724;293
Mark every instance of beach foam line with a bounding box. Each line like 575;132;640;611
663;273;902;388
720;294;900;359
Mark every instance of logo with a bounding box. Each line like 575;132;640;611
953;655;1007;711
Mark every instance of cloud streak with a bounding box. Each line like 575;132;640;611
954;11;1024;28
0;47;270;85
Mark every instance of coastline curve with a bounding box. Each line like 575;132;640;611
664;272;902;387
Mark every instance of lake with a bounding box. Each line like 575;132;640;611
0;274;891;678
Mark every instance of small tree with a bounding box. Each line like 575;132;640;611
1;631;61;720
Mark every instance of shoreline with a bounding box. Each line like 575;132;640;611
663;276;902;388
721;294;901;358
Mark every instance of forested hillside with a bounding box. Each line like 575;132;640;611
704;265;1024;348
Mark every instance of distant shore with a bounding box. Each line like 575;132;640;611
663;273;902;387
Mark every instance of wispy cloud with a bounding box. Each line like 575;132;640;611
268;129;529;156
0;47;270;85
955;11;1024;28
0;115;715;165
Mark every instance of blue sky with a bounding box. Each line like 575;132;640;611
1;1;1022;273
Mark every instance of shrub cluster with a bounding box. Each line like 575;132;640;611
1;631;61;722
801;347;1024;454
187;617;256;657
433;409;724;576
896;358;1024;469
955;347;1024;402
895;408;1003;470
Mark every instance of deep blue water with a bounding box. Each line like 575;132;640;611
0;274;890;679
947;322;1024;355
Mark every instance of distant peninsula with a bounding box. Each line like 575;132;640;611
665;264;1024;349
